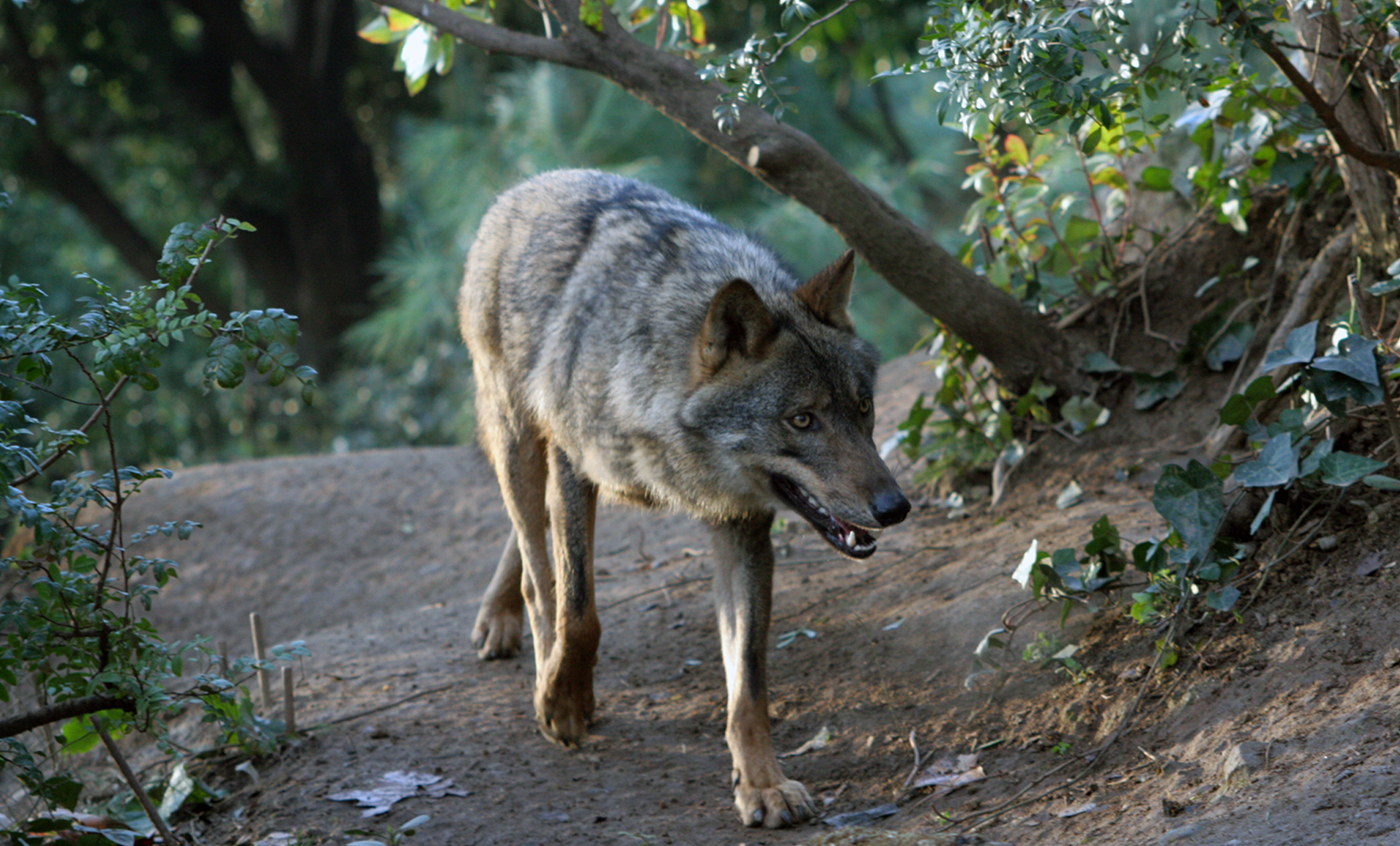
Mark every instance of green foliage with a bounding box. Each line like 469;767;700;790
956;130;1131;307
0;220;310;826
892;333;1053;487
1021;633;1091;684
1008;316;1397;663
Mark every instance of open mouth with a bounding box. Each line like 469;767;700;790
771;475;880;559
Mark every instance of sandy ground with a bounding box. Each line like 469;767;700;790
74;349;1400;846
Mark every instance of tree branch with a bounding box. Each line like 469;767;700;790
0;695;135;740
1223;4;1400;175
368;0;1088;394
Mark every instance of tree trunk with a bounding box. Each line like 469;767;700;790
373;0;1088;395
178;0;383;372
1289;4;1400;265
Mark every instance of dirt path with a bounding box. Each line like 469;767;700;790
113;355;1400;846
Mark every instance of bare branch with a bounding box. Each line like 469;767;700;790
368;0;1088;393
0;695;134;739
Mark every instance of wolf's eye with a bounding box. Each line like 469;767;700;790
858;398;872;414
789;412;815;430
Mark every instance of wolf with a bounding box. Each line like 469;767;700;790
459;170;910;829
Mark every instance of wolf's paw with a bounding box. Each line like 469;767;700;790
534;681;595;747
733;775;816;829
471;603;523;660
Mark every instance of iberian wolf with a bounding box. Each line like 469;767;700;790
460;169;910;828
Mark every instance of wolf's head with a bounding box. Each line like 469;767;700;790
681;250;910;559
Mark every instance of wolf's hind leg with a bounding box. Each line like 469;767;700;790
710;512;816;829
472;527;525;659
534;445;601;746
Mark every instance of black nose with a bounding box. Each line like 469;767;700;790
872;487;911;527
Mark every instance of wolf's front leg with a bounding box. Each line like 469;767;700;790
710;512;816;829
535;446;601;745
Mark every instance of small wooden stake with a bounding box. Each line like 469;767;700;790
282;666;296;735
92;716;182;845
250;612;272;709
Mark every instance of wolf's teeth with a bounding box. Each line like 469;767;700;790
845;530;857;548
817;506;829;516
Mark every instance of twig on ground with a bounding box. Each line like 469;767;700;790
902;729;924;788
319;682;457;728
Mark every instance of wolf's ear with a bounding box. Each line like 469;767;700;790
796;249;856;331
694;279;776;379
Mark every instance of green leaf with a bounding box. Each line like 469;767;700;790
1219;393;1252;426
1243;376;1277;404
1233;433;1297;487
1134;370;1184;410
1081;126;1102;154
1318;452;1387;487
1300;438;1334;477
1062;215;1100;249
1138;166;1174;192
1311;334;1379;386
1362;474;1400;490
1260;321;1317;372
1152;460;1225;564
1081;351;1123;373
1204;322;1253;372
1060;395;1109;434
1205;584;1241;612
1367;277;1400;296
1302;368;1384;412
580;0;606;31
60;718;102;755
357;16;403;44
1005;134;1029;166
1249;489;1276;535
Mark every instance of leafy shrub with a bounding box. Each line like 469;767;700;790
0;218;311;830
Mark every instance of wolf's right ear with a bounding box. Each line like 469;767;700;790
796;249;856;331
694;280;776;380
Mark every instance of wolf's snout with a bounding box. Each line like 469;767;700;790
871;487;911;527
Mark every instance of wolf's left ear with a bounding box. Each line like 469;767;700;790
694;279;777;380
796;249;856;331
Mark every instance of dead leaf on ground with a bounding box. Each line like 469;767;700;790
779;725;833;758
910;752;986;795
326;770;470;817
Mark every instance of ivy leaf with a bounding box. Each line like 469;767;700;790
1204;322;1253;372
1219;393;1252;426
1260;321;1317;372
1081;351;1123;373
1249;489;1276;535
1205;584;1241;612
1311;334;1379;386
1318;452;1387;487
1299;438;1334;478
1363;474;1400;490
1233;433;1297;487
1302;368;1384;413
1134;370;1184;410
1152;461;1225;565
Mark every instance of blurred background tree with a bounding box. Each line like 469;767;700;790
0;0;951;462
6;0;1392;465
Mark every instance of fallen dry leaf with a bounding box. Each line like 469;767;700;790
779;725;833;758
327;770;470;817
